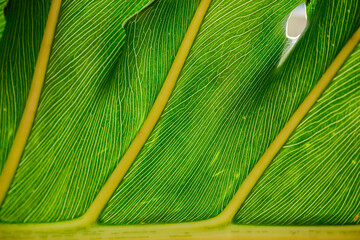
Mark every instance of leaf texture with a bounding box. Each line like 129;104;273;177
99;0;360;225
0;0;359;233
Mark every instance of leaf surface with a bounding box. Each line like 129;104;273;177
100;0;360;225
0;0;359;236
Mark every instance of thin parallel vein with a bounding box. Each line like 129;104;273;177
0;0;61;206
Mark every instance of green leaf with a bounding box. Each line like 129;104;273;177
0;0;359;239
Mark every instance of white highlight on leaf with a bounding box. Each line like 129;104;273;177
286;3;307;39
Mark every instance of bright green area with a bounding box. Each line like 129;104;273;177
235;44;360;225
0;0;359;227
0;0;51;171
